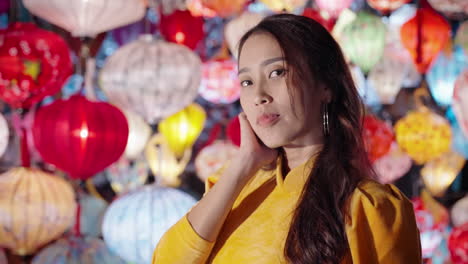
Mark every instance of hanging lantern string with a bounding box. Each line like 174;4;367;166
83;58;97;101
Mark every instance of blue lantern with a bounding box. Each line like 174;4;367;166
447;107;468;158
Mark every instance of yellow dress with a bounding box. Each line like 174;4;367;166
152;155;422;263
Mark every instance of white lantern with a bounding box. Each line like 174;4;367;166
451;196;468;228
225;11;264;58
123;110;152;159
100;35;202;123
102;185;197;264
23;0;147;37
195;140;238;181
0;112;8;158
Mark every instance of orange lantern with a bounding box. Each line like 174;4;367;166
400;5;450;74
363;115;394;162
200;0;247;17
187;0;217;17
367;0;411;15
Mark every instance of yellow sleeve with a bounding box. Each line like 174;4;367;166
345;180;422;264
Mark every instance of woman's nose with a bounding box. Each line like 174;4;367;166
254;93;273;106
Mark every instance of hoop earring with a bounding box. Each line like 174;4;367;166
322;102;330;136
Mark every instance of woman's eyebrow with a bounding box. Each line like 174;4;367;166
238;57;285;75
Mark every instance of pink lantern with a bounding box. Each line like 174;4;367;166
373;142;412;184
195;140;238;181
363;115;394;162
451;196;468;228
315;0;353;18
448;223;468;264
199;59;241;104
453;69;468;138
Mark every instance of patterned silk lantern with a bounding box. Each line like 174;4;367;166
105;155;149;194
159;10;204;50
102;185;197;264
0;167;76;255
421;151;465;197
315;0;353;18
400;6;450;74
32;95;129;180
32;236;126;264
373;142;412;184
0;113;7;158
225;11;264;58
455;21;468;55
427;0;468;20
453;69;468;138
200;59;241;104
158;104;206;158
200;0;248;17
23;0;146;37
259;0;307;12
0;23;72;109
145;133;191;187
451;196;468;228
100;35;202;124
448;223;468;264
340;11;387;74
123;110;152;160
427;45;468;108
195;140;238;181
363;115;394;162
367;0;411;14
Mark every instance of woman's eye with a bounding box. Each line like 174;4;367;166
269;69;286;78
240;80;252;87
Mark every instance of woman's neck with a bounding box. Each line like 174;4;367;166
281;143;323;173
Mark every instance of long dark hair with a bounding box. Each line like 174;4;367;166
238;14;375;263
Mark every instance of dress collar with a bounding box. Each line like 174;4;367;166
273;152;318;193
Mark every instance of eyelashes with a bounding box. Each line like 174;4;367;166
240;68;287;87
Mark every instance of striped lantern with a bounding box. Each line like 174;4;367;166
100;35;202;124
0;167;76;256
225;11;264;58
102;186;197;264
199;59;241;104
23;0;146;37
453;69;468;138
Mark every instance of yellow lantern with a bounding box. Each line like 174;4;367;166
421;151;465;197
145;133;191;187
158;103;206;158
0;167;76;255
259;0;307;12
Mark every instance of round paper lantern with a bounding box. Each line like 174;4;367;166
225;11;264;58
340;11;387;74
100;35;202;124
400;6;450;74
0;23;72;109
145;133;191;187
0;112;8;158
123;110;151;160
102;185;197;264
421;151;465;197
451;196;468;228
453;69;468;138
395;108;452;164
200;0;248;17
71;193;108;237
427;0;468;20
199;59;241;104
373;142;412;184
23;0;146;37
302;8;336;32
187;0;217;17
455;21;468;55
159;10;204;50
227;116;241;146
427;45;468;108
363;115;394;162
159;104;206;158
195;140;238;181
367;0;411;14
32;95;129;180
0;167;76;255
32;236;126;264
315;0;353;18
105;155;148;194
259;0;307;12
448;223;468;264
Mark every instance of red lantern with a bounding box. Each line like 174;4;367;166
32;95;129;180
159;10;204;50
227;116;240;147
367;0;411;15
363;115;394;162
0;23;72;109
448;222;468;264
302;8;336;32
400;6;450;74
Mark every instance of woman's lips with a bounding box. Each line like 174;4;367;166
256;113;280;127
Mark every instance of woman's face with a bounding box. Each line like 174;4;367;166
238;32;326;148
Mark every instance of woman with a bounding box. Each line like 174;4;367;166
152;14;421;264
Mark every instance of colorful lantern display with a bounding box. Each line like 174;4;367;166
199;59;241;104
102;185;197;264
150;0;187;15
111;18;158;47
427;0;468;20
302;8;336;32
123;110;152;160
145;133;191;187
225;11;264;58
32;95;129;180
340;11;387;74
32;236;126;264
367;0;411;15
363;115;394;162
23;0;146;37
0;23;72;109
0;112;7;158
187;0;217;17
427;45;468;108
453;69;468;138
259;0;307;12
315;0;353;18
195;140;238;181
100;35;202;124
200;0;248;17
373;142;412;184
159;10;204;50
448;223;468;264
451;196;468;228
455;21;468;54
105;155;149;194
227;116;241;146
400;6;450;74
158;104;206;158
421;151;465;197
0;167;76;255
